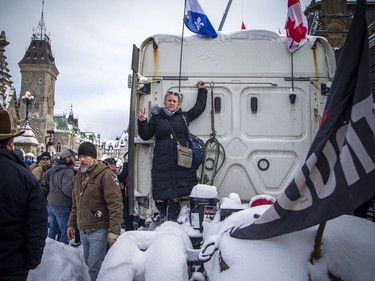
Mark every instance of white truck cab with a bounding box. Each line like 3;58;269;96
128;30;336;219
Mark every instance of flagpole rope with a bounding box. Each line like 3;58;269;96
241;0;244;23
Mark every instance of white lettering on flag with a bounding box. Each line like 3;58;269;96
229;0;375;240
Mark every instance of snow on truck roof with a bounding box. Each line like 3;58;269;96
147;30;281;45
139;30;335;79
142;29;331;48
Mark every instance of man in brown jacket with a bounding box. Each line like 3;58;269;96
67;142;123;281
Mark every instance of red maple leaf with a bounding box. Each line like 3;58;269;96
286;17;307;43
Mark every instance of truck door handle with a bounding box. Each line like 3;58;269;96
214;97;221;113
251;97;258;113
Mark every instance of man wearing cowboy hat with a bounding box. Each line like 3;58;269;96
0;110;48;281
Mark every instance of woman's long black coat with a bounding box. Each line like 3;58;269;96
138;88;207;200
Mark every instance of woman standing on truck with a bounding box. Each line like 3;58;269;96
138;81;207;222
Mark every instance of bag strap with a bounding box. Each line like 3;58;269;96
166;119;180;145
182;115;191;134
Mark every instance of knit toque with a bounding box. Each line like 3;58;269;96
78;142;97;159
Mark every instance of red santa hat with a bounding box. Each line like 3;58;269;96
249;195;276;208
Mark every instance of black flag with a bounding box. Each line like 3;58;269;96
231;0;375;240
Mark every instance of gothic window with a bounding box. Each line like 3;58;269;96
56;142;61;153
34;101;39;110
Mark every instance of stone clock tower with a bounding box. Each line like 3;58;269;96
18;4;59;147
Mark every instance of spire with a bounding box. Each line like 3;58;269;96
32;0;50;43
69;104;74;117
68;104;78;127
19;0;57;67
0;31;13;96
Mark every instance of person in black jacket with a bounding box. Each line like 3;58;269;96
138;81;207;222
0;110;48;281
117;152;135;231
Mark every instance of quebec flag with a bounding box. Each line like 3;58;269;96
184;0;217;38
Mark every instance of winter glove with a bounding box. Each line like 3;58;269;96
107;232;119;248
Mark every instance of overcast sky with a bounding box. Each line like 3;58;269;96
1;0;311;140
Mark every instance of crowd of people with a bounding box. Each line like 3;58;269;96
0;109;134;281
0;81;208;280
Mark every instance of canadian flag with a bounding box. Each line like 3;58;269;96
285;0;308;52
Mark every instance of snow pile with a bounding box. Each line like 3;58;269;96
97;222;193;281
27;238;89;281
27;191;375;281
219;193;244;209
190;184;218;199
202;205;375;281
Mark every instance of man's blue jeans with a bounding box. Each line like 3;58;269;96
80;228;108;281
47;205;70;244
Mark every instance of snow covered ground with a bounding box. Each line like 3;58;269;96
27;188;375;281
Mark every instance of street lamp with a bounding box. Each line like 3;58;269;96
21;91;34;121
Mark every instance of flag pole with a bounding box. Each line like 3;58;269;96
178;0;187;93
291;53;295;91
218;0;233;31
309;222;326;263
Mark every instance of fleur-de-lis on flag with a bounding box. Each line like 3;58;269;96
194;17;204;31
184;0;217;38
